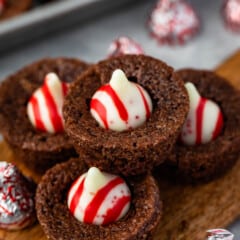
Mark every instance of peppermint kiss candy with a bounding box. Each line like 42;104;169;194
207;229;234;240
0;162;35;230
223;0;240;32
27;72;69;133
108;36;144;58
90;69;152;132
180;82;223;146
0;0;5;15
67;167;131;225
149;0;199;44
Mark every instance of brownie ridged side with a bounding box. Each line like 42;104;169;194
36;158;162;240
165;69;240;182
0;58;88;174
63;55;189;176
5;139;77;175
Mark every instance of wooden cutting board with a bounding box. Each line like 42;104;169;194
0;50;240;240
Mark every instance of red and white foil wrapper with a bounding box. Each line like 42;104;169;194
0;162;35;230
108;36;144;58
0;0;6;15
68;167;131;225
223;0;240;32
148;0;200;45
207;229;234;240
27;73;69;134
180;82;223;146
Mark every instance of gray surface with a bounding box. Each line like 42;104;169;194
0;0;240;237
0;0;139;52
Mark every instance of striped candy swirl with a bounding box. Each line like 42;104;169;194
223;0;240;32
90;69;152;132
0;162;35;230
149;0;199;44
67;167;131;225
180;82;223;146
27;73;68;133
108;36;144;58
207;229;234;240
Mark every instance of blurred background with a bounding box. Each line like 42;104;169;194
0;0;239;236
0;0;239;80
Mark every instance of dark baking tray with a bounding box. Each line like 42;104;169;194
0;0;139;52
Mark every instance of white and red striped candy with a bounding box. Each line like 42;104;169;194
223;0;240;32
27;73;68;134
149;0;199;45
67;167;131;225
90;69;152;132
207;229;234;240
0;162;35;230
180;82;223;146
108;36;144;58
0;0;6;15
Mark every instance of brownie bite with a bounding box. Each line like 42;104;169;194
63;55;189;176
0;58;88;174
36;157;162;240
0;0;32;21
164;69;240;182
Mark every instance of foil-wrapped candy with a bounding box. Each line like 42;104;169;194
207;229;234;240
107;36;144;58
0;162;36;230
148;0;200;45
222;0;240;32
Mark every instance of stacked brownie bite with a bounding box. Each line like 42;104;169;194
0;58;89;174
63;55;189;176
35;54;190;239
162;69;240;182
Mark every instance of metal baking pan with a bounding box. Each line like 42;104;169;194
0;0;139;53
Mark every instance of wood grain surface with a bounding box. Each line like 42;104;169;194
0;50;240;240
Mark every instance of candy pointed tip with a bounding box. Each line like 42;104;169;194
85;167;107;193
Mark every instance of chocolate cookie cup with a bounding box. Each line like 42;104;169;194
36;157;162;240
63;55;189;176
0;0;32;21
164;69;240;182
0;58;88;174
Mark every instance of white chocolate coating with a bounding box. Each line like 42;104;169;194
27;72;68;133
67;167;131;225
90;69;152;132
180;82;223;146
